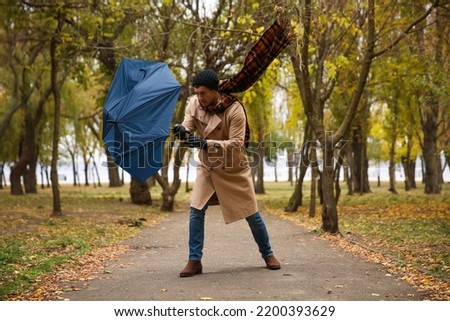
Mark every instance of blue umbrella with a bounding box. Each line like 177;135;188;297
103;58;182;182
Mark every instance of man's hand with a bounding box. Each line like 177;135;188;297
173;124;190;140
185;135;207;150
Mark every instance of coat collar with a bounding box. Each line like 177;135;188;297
203;113;222;137
192;98;222;137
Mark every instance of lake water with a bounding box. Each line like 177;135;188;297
2;153;448;186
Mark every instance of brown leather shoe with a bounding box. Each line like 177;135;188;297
264;255;281;270
180;260;202;277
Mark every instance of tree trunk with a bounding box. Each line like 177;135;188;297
23;154;38;193
321;139;338;233
285;163;308;212
418;4;443;194
50;14;63;217
409;160;417;189
422;114;441;193
83;152;90;186
10;165;24;195
156;153;182;212
388;153;397;194
351;128;370;194
309;143;317;218
345;139;354;195
130;177;151;205
45;166;50;187
105;148;122;187
285;121;313;212
350;93;371;194
92;155;102;187
10;114;37;195
401;156;411;191
0;163;5;189
156;144;186;212
161;188;176;211
11;148;28;194
254;138;265;194
401;154;417;191
39;164;45;189
334;142;346;204
287;149;295;186
388;99;399;194
68;150;77;186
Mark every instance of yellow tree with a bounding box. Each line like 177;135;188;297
409;3;449;193
287;0;441;233
242;61;280;193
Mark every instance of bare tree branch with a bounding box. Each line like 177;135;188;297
373;0;441;58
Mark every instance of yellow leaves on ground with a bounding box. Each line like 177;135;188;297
0;185;167;300
260;182;449;301
9;244;132;301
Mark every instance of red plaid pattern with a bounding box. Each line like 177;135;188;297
209;19;292;148
219;19;292;94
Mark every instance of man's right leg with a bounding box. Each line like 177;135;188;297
180;206;207;277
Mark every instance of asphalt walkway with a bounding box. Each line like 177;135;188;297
60;205;422;301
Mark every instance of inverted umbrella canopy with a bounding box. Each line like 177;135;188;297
102;58;182;182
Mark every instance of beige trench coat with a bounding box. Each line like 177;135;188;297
182;95;258;224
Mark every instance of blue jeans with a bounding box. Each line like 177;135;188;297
188;205;274;261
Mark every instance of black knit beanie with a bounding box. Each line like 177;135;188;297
192;69;219;90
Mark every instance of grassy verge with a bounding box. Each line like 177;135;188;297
0;184;182;300
258;181;450;299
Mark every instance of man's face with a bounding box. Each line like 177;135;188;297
194;86;219;107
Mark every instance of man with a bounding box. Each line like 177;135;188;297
174;69;281;277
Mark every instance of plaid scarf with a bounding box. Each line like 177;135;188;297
203;93;237;114
203;93;251;146
207;19;292;147
219;19;292;94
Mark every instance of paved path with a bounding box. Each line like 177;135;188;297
61;206;422;301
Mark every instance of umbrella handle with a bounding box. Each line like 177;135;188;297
173;124;191;140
